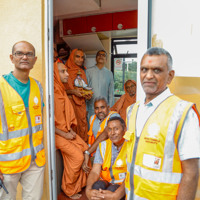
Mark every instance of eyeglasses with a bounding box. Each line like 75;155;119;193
97;53;106;57
13;51;35;58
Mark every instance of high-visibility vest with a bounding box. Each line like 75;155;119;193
124;95;195;200
0;77;45;174
99;139;127;185
88;111;117;147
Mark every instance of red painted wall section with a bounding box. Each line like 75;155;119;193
62;10;138;36
86;13;113;33
63;17;87;35
112;10;137;30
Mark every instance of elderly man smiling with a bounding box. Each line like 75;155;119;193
86;116;126;200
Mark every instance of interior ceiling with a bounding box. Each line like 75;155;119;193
54;0;138;52
54;0;138;19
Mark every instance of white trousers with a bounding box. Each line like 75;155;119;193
0;162;45;200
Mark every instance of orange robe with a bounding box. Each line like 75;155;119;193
65;49;88;142
54;61;88;197
110;80;136;122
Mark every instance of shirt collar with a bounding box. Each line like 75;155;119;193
141;88;173;107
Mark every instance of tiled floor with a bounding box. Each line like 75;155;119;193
57;188;88;200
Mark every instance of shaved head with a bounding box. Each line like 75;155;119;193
12;41;35;55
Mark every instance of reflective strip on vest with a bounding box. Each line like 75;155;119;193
34;143;44;154
126;104;135;130
100;141;106;159
163;100;190;172
126;189;148;200
134;165;182;184
112;179;123;184
0;124;42;141
0;148;31;161
89;115;95;125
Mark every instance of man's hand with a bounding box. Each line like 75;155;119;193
73;88;84;97
69;128;76;138
85;93;93;100
86;188;102;200
64;132;76;140
82;153;91;173
98;189;117;200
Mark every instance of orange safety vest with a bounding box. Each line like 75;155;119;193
0;77;45;174
99;139;127;185
88;111;117;147
124;95;196;200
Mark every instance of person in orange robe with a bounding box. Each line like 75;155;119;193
54;60;88;199
65;49;92;142
110;80;136;122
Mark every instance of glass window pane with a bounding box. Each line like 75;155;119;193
114;57;137;96
115;44;137;54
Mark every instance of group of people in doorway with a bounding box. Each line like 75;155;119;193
0;40;199;200
53;47;137;199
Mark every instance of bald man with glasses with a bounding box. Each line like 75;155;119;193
0;41;45;200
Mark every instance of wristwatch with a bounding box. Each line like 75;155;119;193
84;150;90;156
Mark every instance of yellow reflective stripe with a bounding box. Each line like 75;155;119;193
126;188;148;200
163;100;191;171
127;160;131;170
99;141;106;159
34;143;44;154
32;124;43;134
89;114;95;125
134;194;147;200
134;165;182;184
125;188;129;197
0;124;42;141
0;148;31;161
111;179;124;184
126;104;134;130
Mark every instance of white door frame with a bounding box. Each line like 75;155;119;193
45;0;57;199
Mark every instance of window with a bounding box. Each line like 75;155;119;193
111;37;137;96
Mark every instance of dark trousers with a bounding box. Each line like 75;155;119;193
92;180;125;200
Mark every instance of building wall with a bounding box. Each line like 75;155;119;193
0;0;49;199
151;1;200;199
152;0;200;77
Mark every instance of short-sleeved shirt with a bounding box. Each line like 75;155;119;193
135;88;200;161
3;72;30;107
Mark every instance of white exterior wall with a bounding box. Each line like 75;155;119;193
152;0;200;77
